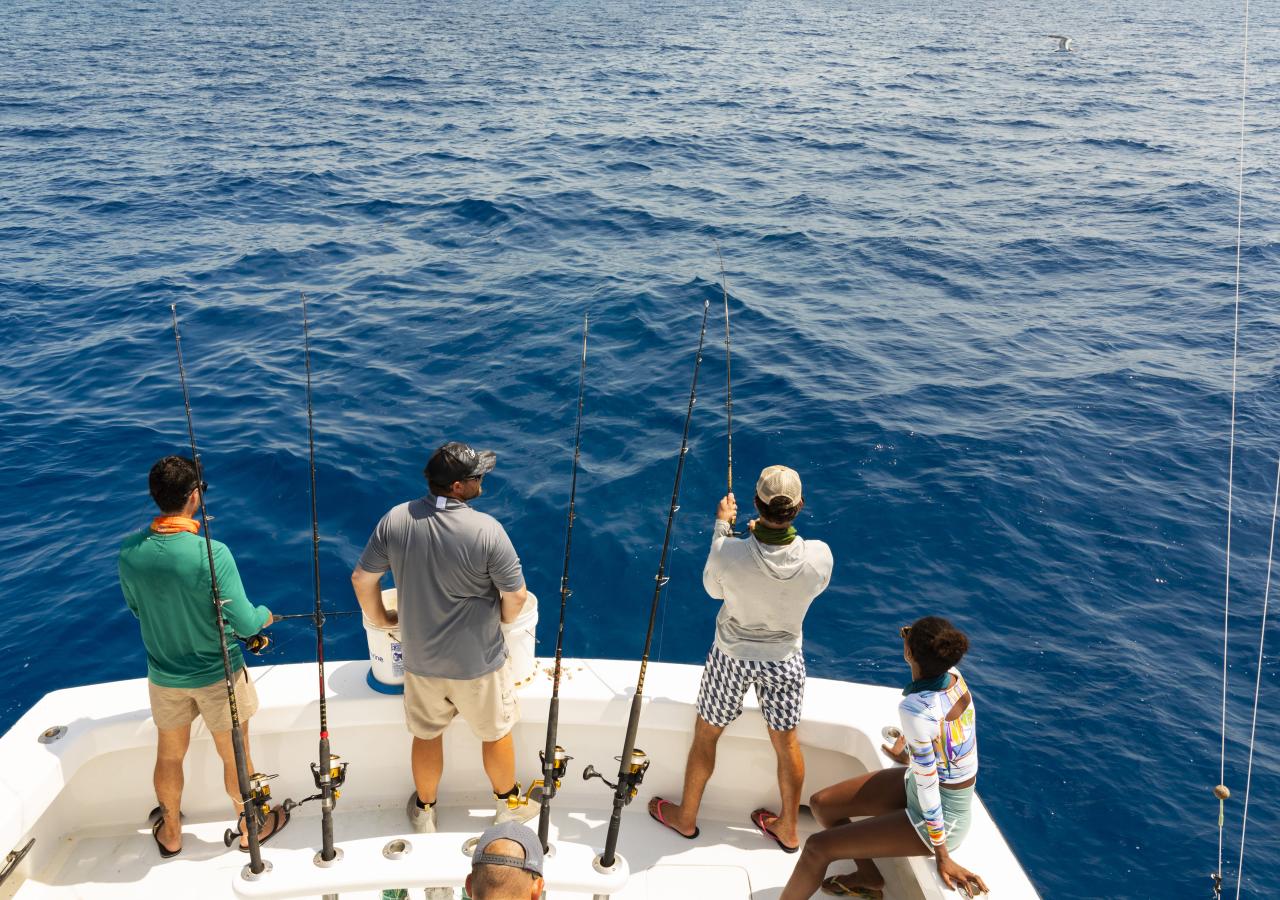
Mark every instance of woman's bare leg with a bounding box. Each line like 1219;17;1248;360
809;767;908;827
780;811;930;900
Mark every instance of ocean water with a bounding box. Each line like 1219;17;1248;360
2;0;1279;895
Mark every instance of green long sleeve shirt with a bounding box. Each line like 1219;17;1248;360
118;528;271;688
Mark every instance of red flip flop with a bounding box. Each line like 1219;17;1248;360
751;807;799;853
648;797;700;839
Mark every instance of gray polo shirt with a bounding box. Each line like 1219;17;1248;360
357;495;524;680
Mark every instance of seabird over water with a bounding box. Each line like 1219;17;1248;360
1047;34;1074;51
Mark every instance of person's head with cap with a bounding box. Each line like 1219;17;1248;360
753;464;804;526
465;821;545;900
425;441;497;501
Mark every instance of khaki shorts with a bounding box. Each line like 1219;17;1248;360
404;658;517;742
149;668;259;733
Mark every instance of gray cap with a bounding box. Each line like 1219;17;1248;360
472;821;543;878
427;441;498;485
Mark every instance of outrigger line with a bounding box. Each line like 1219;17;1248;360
532;311;589;853
715;241;739;537
585;299;712;870
169;305;270;875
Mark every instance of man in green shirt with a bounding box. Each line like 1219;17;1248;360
118;455;286;857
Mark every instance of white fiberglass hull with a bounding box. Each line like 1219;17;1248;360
0;658;1038;899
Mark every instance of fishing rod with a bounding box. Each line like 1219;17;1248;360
284;294;348;874
273;610;359;623
531;311;589;853
170;305;269;875
584;299;711;870
715;240;739;537
236;611;361;656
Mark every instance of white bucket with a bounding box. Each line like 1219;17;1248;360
364;587;405;693
502;591;538;687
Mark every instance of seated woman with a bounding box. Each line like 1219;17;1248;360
780;616;988;899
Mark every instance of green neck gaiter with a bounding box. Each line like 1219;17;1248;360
753;523;798;545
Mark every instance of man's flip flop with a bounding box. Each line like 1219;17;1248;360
147;806;185;826
750;808;799;853
821;875;885;898
151;819;181;858
238;805;291;853
647;797;699;839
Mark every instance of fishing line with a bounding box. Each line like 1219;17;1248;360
585;299;711;870
533;311;589;852
1233;454;1279;899
1213;0;1252;893
170;304;268;873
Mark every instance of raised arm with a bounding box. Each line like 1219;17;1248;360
702;494;736;599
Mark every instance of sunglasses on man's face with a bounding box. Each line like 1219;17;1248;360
899;626;911;640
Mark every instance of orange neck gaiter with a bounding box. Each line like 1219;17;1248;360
151;516;201;535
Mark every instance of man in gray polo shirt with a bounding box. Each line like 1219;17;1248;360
351;441;537;833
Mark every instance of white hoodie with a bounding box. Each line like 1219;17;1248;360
702;519;834;662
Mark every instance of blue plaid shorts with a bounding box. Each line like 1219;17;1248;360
695;644;806;732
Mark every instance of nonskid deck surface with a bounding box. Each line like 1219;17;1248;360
13;796;918;899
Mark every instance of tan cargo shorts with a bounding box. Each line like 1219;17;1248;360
404;657;517;742
148;667;259;733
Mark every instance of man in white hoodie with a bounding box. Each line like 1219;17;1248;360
647;465;833;852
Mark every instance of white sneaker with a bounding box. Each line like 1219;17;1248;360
493;789;541;825
406;792;437;834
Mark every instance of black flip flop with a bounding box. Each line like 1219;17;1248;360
751;807;800;853
647;797;700;839
151;819;181;858
147;806;185;826
238;805;291;853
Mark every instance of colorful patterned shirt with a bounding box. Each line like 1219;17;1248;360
899;668;978;847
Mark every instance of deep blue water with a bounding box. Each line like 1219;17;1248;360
3;0;1280;896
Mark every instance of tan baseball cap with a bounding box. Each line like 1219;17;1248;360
756;465;802;505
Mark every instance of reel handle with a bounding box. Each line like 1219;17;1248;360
582;764;618;791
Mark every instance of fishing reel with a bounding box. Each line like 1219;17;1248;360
582;748;650;803
528;745;573;802
310;754;348;798
287;754;349;810
223;771;278;847
498;781;535;812
241;633;272;655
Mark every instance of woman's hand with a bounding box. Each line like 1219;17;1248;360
935;852;989;896
881;733;909;765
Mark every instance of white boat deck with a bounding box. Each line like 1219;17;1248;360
0;658;1038;899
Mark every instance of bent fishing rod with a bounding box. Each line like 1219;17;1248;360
715;241;739;536
170;304;269;874
584;298;711;870
533;311;589;852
